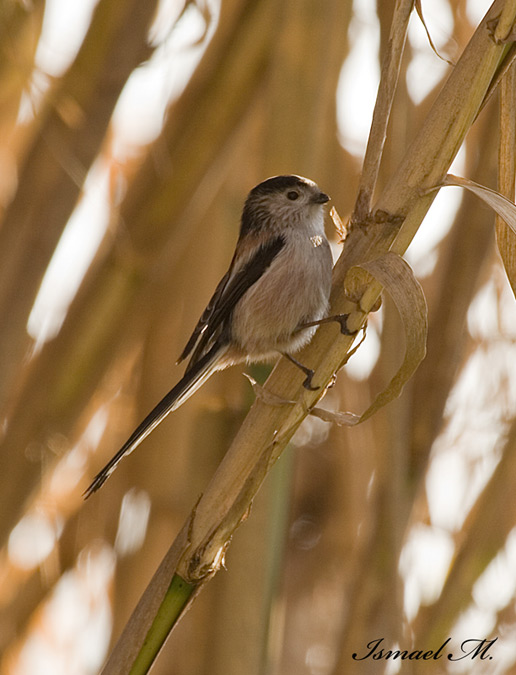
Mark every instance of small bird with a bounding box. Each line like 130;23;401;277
84;175;333;497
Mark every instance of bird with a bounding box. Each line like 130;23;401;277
84;175;333;498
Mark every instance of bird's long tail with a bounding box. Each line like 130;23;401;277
84;342;228;498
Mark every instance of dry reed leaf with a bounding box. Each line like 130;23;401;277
443;174;516;234
443;174;516;293
330;206;348;241
309;406;360;426
415;0;455;66
243;373;296;407
358;252;427;420
314;251;427;426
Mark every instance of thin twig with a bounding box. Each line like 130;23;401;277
352;0;415;224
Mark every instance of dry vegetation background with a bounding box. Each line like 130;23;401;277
1;0;516;673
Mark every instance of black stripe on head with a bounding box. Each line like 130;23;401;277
249;175;310;197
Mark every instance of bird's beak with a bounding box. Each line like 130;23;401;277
312;191;330;204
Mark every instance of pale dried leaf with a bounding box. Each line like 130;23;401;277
312;252;427;428
415;0;455;66
309;406;360;426
355;251;428;422
443;174;516;296
243;373;295;407
443;174;516;235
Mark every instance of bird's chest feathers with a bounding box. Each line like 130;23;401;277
231;233;331;346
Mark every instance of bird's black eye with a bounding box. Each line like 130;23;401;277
287;190;299;200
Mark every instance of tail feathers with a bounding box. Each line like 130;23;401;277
84;343;228;498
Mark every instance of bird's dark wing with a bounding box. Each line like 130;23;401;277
179;235;286;370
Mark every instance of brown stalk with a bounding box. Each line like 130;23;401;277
102;1;516;670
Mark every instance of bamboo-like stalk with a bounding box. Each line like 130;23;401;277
101;2;516;672
496;59;516;292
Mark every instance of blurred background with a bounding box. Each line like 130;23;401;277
1;0;516;673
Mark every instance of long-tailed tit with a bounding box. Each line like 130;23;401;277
84;175;333;497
